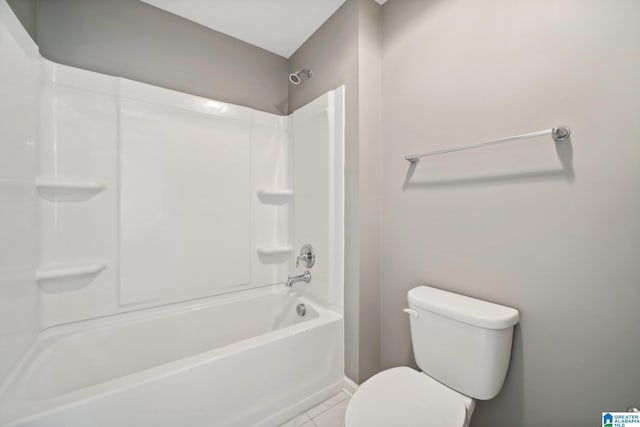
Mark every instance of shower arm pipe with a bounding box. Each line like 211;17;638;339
405;126;571;163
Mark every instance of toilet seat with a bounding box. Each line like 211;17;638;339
344;367;468;427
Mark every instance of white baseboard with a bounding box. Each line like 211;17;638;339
341;376;358;396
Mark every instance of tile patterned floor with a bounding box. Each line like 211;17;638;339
280;391;351;427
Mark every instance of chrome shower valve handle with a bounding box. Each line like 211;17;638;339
295;244;315;268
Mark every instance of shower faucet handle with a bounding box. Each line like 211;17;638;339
296;244;315;268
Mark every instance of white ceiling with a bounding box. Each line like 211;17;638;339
141;0;351;58
143;0;388;58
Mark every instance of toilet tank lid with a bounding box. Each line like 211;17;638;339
408;286;520;330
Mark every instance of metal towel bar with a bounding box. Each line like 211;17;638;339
405;126;570;163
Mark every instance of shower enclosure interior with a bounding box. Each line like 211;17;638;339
0;3;345;426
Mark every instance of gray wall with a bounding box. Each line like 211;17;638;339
380;0;640;426
289;0;382;383
355;0;381;383
288;0;359;111
36;0;288;115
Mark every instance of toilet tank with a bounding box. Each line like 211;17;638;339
407;286;519;400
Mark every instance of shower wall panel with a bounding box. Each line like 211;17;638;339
37;62;293;327
292;88;345;309
0;1;40;382
119;99;251;305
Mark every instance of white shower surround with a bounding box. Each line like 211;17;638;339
0;4;346;425
36;60;295;324
0;0;40;387
29;58;344;327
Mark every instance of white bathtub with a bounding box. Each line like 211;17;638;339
0;286;344;427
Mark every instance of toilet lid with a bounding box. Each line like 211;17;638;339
345;367;467;427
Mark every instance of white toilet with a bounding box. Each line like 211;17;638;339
345;286;520;427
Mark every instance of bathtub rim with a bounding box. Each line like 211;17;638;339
0;284;343;425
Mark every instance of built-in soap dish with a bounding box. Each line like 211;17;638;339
36;260;107;293
36;178;106;202
256;189;293;205
256;245;293;264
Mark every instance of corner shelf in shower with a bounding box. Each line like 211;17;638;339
256;245;293;264
36;178;106;202
256;189;293;205
35;260;108;294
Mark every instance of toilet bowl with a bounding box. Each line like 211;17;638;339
344;286;519;427
345;367;474;427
